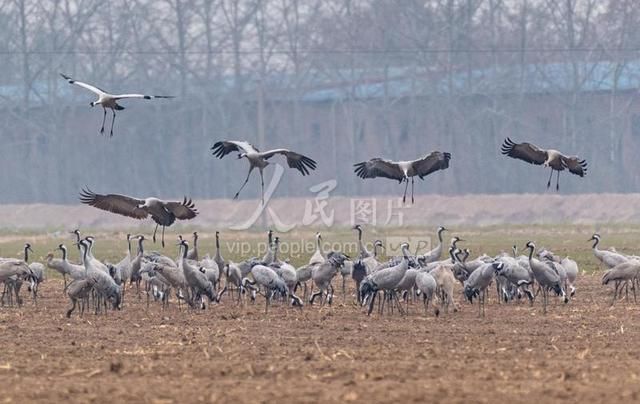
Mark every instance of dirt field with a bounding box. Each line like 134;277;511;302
1;272;639;403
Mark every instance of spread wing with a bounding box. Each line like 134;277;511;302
164;197;198;221
79;188;148;219
113;94;175;100
411;151;451;179
60;73;107;96
354;158;404;182
500;137;547;165
260;149;317;176
211;140;259;158
561;155;587;177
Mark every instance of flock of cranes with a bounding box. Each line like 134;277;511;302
3;226;638;318
61;72;588;224
0;73;593;319
75;134;588;244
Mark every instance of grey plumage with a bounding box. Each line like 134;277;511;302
60;73;174;137
494;256;534;302
353;225;371;259
186;232;199;261
354;151;451;204
79;190;198;247
178;240;215;308
524;241;567;314
602;260;640;305
360;243;411;316
242;264;299;313
418;226;447;264
211;140;317;204
463;262;498;317
65;278;96;318
588;234;628;269
501;137;587;190
309;252;349;306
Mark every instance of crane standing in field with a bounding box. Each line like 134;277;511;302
500;137;587;191
211;140;317;205
60;73;174;137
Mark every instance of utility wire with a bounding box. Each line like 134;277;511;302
0;47;633;55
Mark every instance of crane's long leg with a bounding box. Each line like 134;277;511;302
612;281;620;306
411;176;415;204
259;169;265;205
161;225;166;248
110;109;116;137
556;170;560;191
402;178;409;204
234;167;254;200
546;168;553;189
367;290;377;316
100;108;107;134
152;224;159;244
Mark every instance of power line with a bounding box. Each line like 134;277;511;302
0;47;635;55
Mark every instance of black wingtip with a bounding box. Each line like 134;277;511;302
500;138;515;155
211;141;226;158
78;186;96;204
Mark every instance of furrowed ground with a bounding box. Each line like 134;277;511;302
0;225;639;403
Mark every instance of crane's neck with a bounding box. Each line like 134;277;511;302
80;244;89;272
592;238;599;250
193;234;198;248
215;243;223;261
61;246;67;261
454;249;463;263
137;238;144;256
401;246;411;263
527;246;534;262
449;248;457;263
181;244;188;260
24;246;29;263
316;236;322;253
356;230;368;255
127;238;132;255
373;244;379;258
86;241;95;260
437;229;444;243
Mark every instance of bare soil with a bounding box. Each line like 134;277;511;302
0;274;639;403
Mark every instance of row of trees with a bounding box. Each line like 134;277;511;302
1;0;639;203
